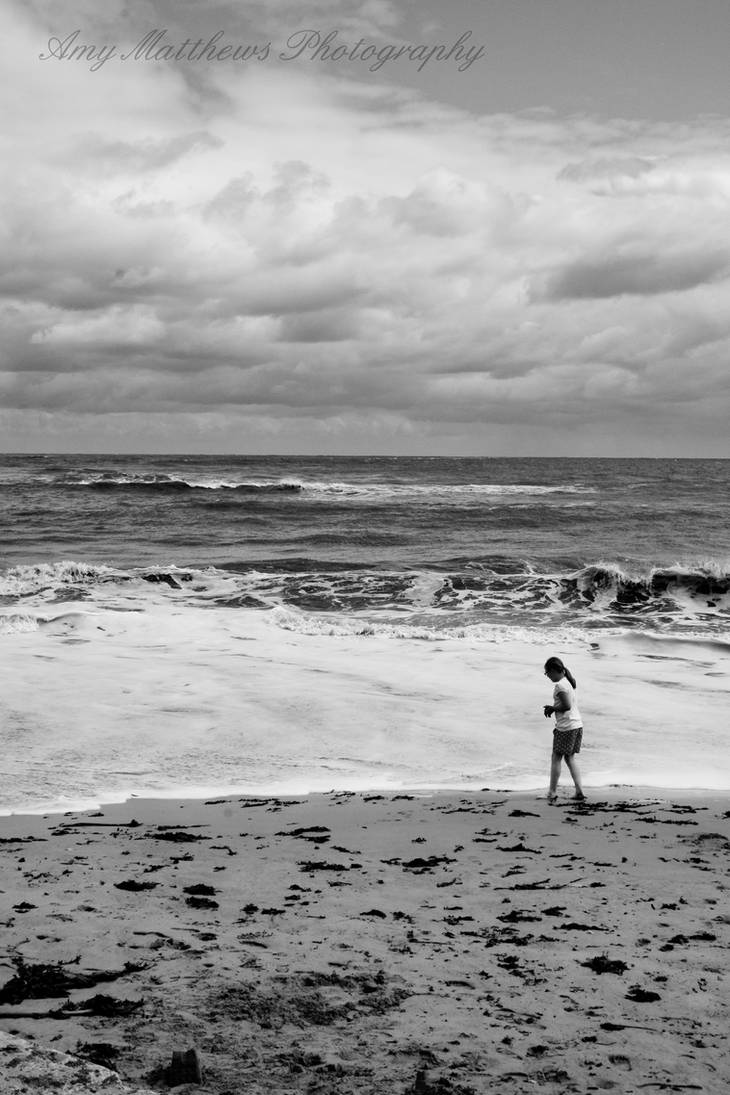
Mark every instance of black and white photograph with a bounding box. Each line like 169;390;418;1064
1;1;728;1091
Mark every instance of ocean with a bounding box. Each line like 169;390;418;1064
1;454;728;812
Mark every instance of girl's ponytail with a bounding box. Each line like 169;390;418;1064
544;655;578;690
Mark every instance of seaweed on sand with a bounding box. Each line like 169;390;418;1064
0;957;147;1004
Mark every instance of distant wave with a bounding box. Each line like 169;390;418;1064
36;472;596;499
270;482;598;498
50;472;304;493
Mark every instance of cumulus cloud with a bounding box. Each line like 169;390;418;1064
73;132;223;175
2;1;730;454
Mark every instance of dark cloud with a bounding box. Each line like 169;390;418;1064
278;310;361;342
538;249;730;301
557;156;656;183
237;269;365;318
432;356;541;380
204;175;260;219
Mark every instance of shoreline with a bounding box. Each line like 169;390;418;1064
1;786;728;1093
3;779;730;821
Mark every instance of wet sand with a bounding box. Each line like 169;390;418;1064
1;787;728;1094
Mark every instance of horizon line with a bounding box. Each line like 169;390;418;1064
0;452;727;461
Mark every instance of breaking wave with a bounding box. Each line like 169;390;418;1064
0;560;195;597
55;472;304;493
1;557;727;639
0;561;119;597
570;562;730;604
30;472;597;499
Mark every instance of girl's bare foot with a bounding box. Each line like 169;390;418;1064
547;792;558;804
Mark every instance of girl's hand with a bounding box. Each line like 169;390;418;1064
543;705;554;718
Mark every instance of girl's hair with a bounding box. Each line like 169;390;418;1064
544;656;577;689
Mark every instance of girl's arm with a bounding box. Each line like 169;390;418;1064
547;683;572;715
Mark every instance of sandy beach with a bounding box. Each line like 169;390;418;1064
1;787;728;1094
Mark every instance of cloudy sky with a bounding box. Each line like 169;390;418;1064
2;0;730;455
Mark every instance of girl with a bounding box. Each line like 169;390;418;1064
543;656;585;803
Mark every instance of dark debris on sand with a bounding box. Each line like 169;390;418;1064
74;1041;123;1069
0;957;147;1005
114;879;159;892
579;955;629;975
58;994;144;1018
147;829;210;843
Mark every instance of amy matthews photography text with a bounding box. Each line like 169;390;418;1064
39;28;486;73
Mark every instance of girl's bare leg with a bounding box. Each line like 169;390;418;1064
548;751;562;800
565;754;584;797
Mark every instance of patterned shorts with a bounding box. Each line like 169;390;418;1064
553;726;583;756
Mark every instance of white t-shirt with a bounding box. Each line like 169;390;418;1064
554;678;582;731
